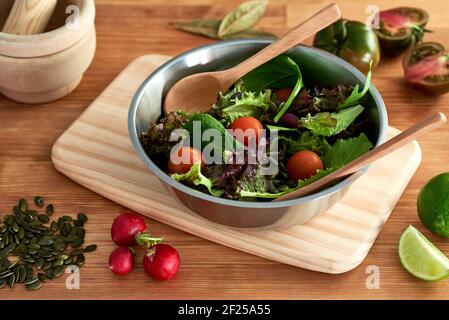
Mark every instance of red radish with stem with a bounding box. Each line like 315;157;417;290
109;247;134;275
111;212;163;247
143;244;180;281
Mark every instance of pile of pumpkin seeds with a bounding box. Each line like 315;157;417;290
0;196;97;290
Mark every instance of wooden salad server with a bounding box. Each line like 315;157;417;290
2;0;57;35
274;113;447;202
164;3;341;114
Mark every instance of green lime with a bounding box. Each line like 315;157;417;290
399;225;449;281
417;172;449;237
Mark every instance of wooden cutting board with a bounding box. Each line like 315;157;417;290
51;54;422;274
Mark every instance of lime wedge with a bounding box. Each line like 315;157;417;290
399;225;449;281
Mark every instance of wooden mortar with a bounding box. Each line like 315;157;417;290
0;0;96;103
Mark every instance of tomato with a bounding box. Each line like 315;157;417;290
375;7;429;55
275;88;293;102
403;42;449;95
229;117;264;146
313;19;380;74
286;151;324;181
168;146;203;174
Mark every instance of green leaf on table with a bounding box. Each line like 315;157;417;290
171;163;224;197
173;19;276;40
218;0;269;38
322;133;373;168
299;105;364;137
337;65;372;110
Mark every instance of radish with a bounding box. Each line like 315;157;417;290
143;244;180;281
109;247;134;275
111;212;163;247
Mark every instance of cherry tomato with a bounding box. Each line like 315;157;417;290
168;146;203;174
286;150;324;181
229;116;264;146
275;88;293;102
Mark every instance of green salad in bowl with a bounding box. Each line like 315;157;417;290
140;55;374;201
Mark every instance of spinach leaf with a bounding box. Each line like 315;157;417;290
322;133;373;168
241;56;304;123
299;105;364;137
183;113;242;152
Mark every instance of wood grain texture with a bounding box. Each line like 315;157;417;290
1;0;449;299
2;0;57;35
51;54;421;274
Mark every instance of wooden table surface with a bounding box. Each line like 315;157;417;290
1;0;449;300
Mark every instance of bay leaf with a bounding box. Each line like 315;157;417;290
173;19;276;40
217;0;268;38
222;29;276;40
173;19;221;39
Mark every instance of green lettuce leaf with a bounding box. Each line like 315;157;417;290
322;133;373;168
171;163;224;197
337;66;372;110
299;105;364;137
220;89;273;124
266;124;299;132
237;166;338;199
279;131;330;155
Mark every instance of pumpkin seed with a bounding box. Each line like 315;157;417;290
7;274;15;287
71;239;84;248
37;273;47;283
0;279;5;289
18;265;26;283
34;196;44;207
75;254;85;267
63;257;73;265
46;269;54;279
24;276;39;285
38;214;49;223
77;213;88;224
18;228;25;239
70;248;83;256
42;262;52;271
83;244;97;253
38;238;53;246
53;266;65;278
218;0;268;38
19;198;28;213
50;221;58;232
45;204;54;216
0;271;13;279
35;258;45;269
53;258;64;267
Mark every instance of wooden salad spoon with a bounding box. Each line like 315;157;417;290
164;3;341;114
274;113;447;202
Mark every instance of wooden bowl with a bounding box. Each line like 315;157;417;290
0;0;96;103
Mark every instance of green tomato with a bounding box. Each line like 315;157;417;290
313;19;380;74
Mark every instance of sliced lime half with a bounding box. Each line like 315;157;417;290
399;225;449;281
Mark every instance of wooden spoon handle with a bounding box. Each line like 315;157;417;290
274;113;447;202
335;113;446;178
219;3;341;88
2;0;57;35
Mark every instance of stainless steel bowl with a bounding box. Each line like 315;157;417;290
128;40;388;230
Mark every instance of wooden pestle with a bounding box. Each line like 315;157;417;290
2;0;57;35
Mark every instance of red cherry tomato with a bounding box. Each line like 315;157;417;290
229;116;264;146
286;150;324;181
275;88;293;102
168;146;203;174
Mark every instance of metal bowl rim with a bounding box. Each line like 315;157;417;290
128;39;388;209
